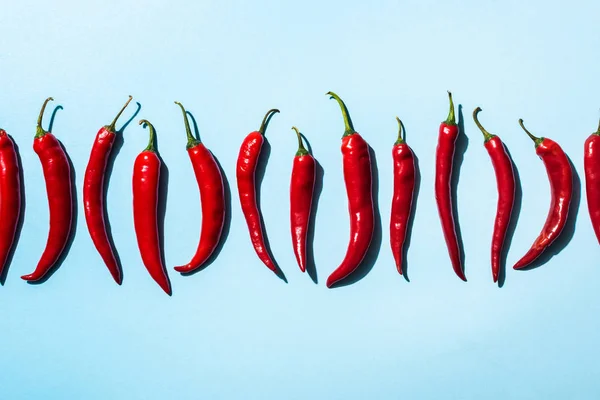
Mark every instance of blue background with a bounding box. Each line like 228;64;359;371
1;0;599;398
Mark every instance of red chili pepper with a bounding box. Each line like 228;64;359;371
472;107;516;282
133;120;171;294
236;109;280;273
513;119;573;270
325;91;374;288
435;92;466;281
390;117;416;275
0;128;21;279
22;97;73;282
289;126;316;273
173;102;225;273
83;96;133;284
584;118;600;243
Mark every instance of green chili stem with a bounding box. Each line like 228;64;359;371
107;96;133;132
139;119;157;151
395;117;405;145
291;126;309;156
444;91;456;126
327;91;355;137
35;97;54;138
174;101;200;148
472;107;494;142
258;109;280;135
519;118;543;147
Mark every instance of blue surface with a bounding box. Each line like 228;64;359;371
1;0;599;398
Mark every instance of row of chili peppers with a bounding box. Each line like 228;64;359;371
0;93;593;293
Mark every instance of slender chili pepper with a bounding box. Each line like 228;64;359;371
22;97;73;282
584;118;600;243
0;128;21;279
325;91;374;288
390;117;416;275
133;120;171;294
173;102;225;273
435;92;466;281
289;126;316;273
83;96;132;284
236;109;280;273
473;107;516;282
513;119;573;270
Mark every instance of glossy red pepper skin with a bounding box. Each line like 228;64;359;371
173;102;225;273
513;120;573;270
289;127;316;273
133;120;171;294
0;129;21;278
390;118;415;275
435;92;466;281
83;96;132;284
326;92;374;288
22;98;74;282
236;109;279;273
584;121;600;243
473;108;516;282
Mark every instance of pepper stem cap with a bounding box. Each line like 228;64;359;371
444;91;456;126
258;109;280;135
174;101;200;149
35;97;54;138
291;126;309;156
327;91;355;137
518;119;544;147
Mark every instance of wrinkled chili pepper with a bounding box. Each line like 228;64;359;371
289;126;316;273
473;107;515;282
390;117;415;275
325;91;374;288
435;92;466;281
83;96;132;284
133;120;171;294
236;109;280;273
0;128;21;279
173;102;225;274
513;119;573;270
584;118;600;243
22;97;73;282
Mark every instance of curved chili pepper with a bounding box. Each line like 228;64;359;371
390;117;415;275
133;120;171;294
22;97;73;282
325;91;374;288
236;109;280;273
513;119;573;270
0;128;21;279
473;107;516;282
289;126;316;273
83;96;132;284
435;92;466;281
173;102;225;273
584;118;600;243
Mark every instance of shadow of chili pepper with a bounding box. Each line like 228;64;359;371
497;146;522;288
332;145;382;288
299;133;322;284
451;104;469;279
515;155;581;271
400;120;420;282
0;136;26;285
28;104;78;285
179;111;232;276
255;133;287;283
100;101;141;284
